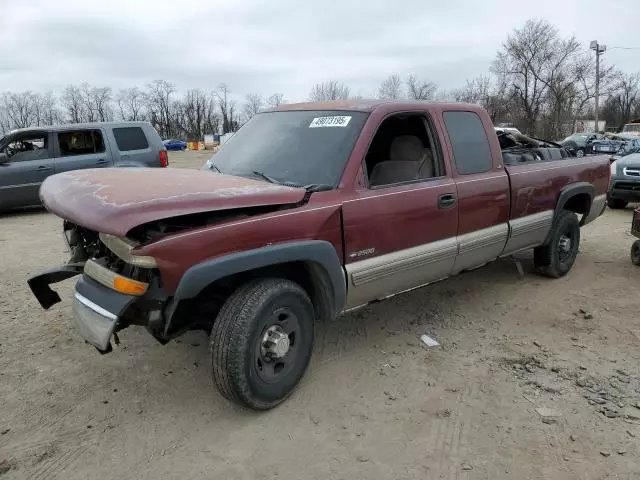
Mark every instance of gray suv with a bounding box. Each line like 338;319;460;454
0;121;168;212
608;152;640;209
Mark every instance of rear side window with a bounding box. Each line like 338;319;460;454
58;130;105;156
443;111;493;175
112;127;149;151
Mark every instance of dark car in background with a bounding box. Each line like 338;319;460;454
163;139;188;151
0;121;168;212
560;133;600;157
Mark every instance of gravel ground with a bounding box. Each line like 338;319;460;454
1;151;639;479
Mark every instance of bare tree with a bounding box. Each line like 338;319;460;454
308;80;350;102
116;87;146;121
406;75;437;100
180;89;212;139
0;92;39;128
604;73;640;127
36;91;62;126
145;80;175;138
491;19;561;134
62;85;86;123
266;93;285;108
243;93;263;120
378;74;403;100
215;83;238;134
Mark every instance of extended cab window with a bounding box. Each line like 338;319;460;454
206;110;368;187
1;133;49;163
443;111;492;175
366;113;443;188
58;130;105;156
113;127;149;151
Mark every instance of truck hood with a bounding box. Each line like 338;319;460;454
40;168;306;236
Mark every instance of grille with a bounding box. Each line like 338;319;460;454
623;167;640;177
614;181;640;191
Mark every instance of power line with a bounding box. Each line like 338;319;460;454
608;46;640;51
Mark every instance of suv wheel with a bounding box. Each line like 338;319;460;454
607;197;627;209
631;240;640;266
534;210;580;278
575;148;585;157
210;278;314;410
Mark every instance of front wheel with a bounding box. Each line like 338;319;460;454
534;210;580;278
607;197;627;209
575;148;585;157
210;278;315;410
631;240;640;266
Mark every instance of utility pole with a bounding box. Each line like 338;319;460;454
590;40;607;133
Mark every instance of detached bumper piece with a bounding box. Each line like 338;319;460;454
28;263;85;309
28;262;138;354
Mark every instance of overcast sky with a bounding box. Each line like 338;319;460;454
1;0;639;103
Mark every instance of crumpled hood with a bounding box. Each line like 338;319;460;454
40;168;306;236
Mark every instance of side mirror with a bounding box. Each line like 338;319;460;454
0;152;8;164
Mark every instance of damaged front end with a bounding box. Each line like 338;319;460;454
28;223;168;353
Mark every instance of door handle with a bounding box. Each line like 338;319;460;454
438;193;456;209
95;159;108;164
34;165;53;171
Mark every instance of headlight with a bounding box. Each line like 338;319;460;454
99;233;157;268
610;161;617;175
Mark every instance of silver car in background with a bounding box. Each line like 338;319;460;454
0;121;168;212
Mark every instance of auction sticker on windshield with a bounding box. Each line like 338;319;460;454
309;116;352;128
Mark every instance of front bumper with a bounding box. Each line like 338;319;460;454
29;265;139;353
609;178;640;202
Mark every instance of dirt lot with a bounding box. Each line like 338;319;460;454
1;151;639;479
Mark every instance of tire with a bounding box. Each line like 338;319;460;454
534;210;580;278
210;278;315;410
607;197;627;209
576;148;585;157
631;240;640;266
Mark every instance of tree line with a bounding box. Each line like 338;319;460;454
1;19;639;140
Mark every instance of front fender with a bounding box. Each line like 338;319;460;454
172;239;346;314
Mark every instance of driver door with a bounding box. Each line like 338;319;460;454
0;131;55;211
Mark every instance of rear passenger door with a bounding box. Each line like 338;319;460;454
440;110;510;273
109;126;154;167
53;129;112;174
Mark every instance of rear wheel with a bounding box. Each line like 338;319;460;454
575;148;585;157
631;240;640;266
210;278;315;410
607;197;627;209
534;210;580;278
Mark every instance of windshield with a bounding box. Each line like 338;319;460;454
204;110;368;187
623;124;640;133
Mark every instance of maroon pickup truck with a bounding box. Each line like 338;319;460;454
28;101;610;410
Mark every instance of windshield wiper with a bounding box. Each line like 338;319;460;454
252;170;281;184
206;160;221;173
302;184;333;192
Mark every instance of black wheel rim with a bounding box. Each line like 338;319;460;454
253;307;301;384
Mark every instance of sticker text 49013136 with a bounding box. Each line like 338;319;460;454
309;116;352;128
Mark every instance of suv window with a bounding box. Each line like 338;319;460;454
58;130;105;156
113;127;149;151
365;113;443;188
2;134;49;163
443;111;493;175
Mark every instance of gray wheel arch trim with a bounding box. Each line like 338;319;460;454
173;240;346;316
556;182;594;213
